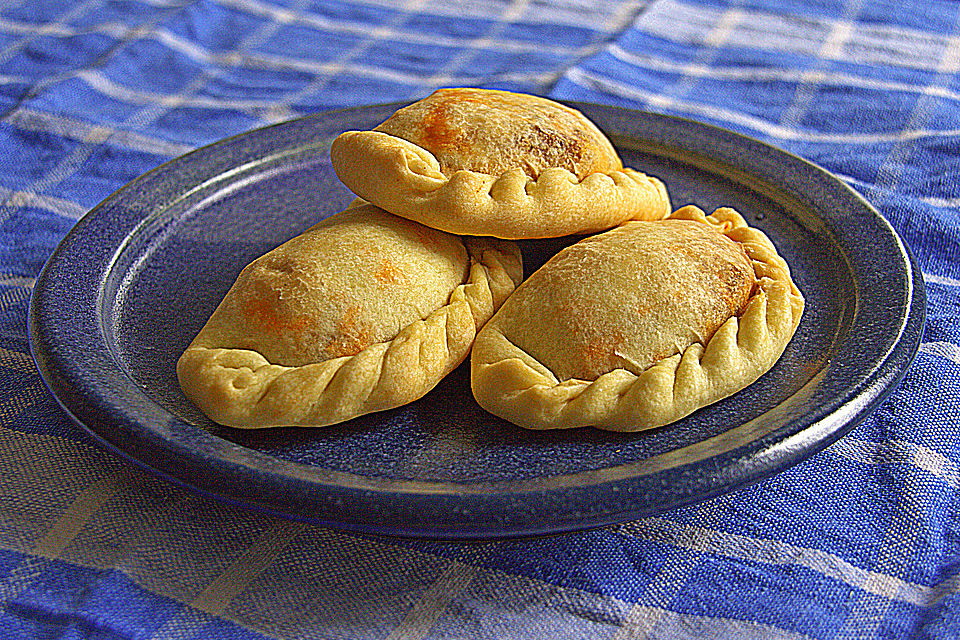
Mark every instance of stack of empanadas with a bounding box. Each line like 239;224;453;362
178;88;803;432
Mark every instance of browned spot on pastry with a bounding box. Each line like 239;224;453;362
421;94;464;152
374;257;408;286
578;330;627;379
516;124;584;176
324;303;373;358
242;294;311;335
663;223;755;340
375;87;621;180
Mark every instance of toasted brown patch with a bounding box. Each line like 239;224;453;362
374;256;408;286
376;87;620;179
324;303;373;359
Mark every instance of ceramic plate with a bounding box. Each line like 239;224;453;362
29;103;925;538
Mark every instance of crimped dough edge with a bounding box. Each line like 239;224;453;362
178;236;522;429
470;205;805;432
330;130;671;240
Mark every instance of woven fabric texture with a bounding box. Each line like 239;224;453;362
1;1;959;638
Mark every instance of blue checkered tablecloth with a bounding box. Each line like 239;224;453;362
2;0;959;638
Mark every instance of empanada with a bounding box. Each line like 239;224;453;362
330;88;671;239
178;203;523;428
470;206;804;431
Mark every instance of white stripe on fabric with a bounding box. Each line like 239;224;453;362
606;44;960;101
211;0;591;56
835;171;960;213
618;605;813;640
0;346;32;366
0;17;156;42
190;522;308;617
74;69;292;113
70;62;551;119
5;108;195;159
920;341;960;365
830;438;960;489
0;16;77;36
924;273;960;287
386;562;478;640
938;34;960;74
0;276;35;288
607;45;960;104
0;474;122;603
618;517;943;607
32;476;122;558
702;7;743;49
0;187;87;219
563;66;960;144
154;32;557;92
780;0;862;131
0;0;102;65
636;0;957;74
0;120;113;224
0;427;820;640
818;19;853;60
920;195;960;209
148;522;308;640
0;0;299;226
612;501;719;640
456;552;811;640
224;0;646;31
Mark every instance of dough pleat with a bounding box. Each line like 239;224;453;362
470;206;804;431
178;207;522;428
330;129;670;239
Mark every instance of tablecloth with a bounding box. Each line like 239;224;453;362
2;0;959;638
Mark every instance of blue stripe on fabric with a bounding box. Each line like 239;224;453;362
186;66;315;104
400;516;926;639
0;207;75;279
363;40;475;79
0;1;92;25
0;550;271;640
163;0;273;54
467;49;569;83
286;72;421;111
0;80;33;112
310;0;404;26
922;591;960;638
95;37;208;95
499;19;603;49
65;0;185;29
23;78;146;129
0;33;117;80
404;12;499;42
256;21;369;62
142;104;266;146
0;127;83;186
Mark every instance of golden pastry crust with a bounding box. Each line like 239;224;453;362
178;204;523;428
330;88;671;239
470;206;804;431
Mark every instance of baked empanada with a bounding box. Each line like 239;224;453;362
470;206;804;431
330;88;671;239
178;203;523;428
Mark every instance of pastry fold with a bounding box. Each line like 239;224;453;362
330;88;670;239
470;206;805;431
178;204;522;428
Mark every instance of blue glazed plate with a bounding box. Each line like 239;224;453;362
29;103;925;538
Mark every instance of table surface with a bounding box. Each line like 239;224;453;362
3;1;959;638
